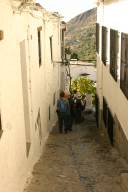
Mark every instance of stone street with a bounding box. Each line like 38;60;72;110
24;113;128;192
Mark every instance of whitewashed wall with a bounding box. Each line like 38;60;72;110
97;0;128;139
0;0;61;191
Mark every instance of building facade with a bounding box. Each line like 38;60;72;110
0;0;63;191
60;21;67;91
96;0;128;160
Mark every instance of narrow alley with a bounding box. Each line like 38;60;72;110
23;113;128;192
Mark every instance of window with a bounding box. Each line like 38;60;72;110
96;23;100;54
120;33;128;99
95;94;99;128
0;113;3;138
61;29;65;60
37;27;42;67
53;92;56;106
49;106;51;120
110;29;118;81
103;97;108;128
49;36;53;62
102;26;107;65
103;97;114;145
37;108;42;143
107;108;114;145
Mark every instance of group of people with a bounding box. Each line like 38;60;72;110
56;90;86;134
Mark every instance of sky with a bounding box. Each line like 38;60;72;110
37;0;96;21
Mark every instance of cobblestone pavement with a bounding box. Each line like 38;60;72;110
24;113;128;192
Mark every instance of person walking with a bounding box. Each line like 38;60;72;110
73;92;83;124
56;91;70;133
64;91;74;131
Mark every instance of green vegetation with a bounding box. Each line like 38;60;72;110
71;77;96;105
71;77;96;96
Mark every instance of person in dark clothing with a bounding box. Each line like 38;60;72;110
73;93;83;124
81;94;86;111
67;94;74;131
56;91;70;133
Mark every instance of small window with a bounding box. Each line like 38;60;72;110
53;92;56;106
61;29;65;60
107;108;114;145
49;36;53;62
37;27;42;67
103;97;108;128
37;108;42;143
95;94;99;128
96;23;100;54
0;114;3;138
49;106;51;120
103;98;114;145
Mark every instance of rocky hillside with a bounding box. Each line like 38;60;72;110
65;8;97;61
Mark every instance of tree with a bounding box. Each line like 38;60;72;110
71;76;96;104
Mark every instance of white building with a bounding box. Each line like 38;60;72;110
0;0;63;191
96;0;128;160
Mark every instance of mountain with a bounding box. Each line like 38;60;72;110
65;8;97;61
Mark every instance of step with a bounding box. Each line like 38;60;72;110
120;173;128;192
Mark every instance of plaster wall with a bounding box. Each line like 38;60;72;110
0;1;61;191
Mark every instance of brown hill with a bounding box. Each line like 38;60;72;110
65;8;97;61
